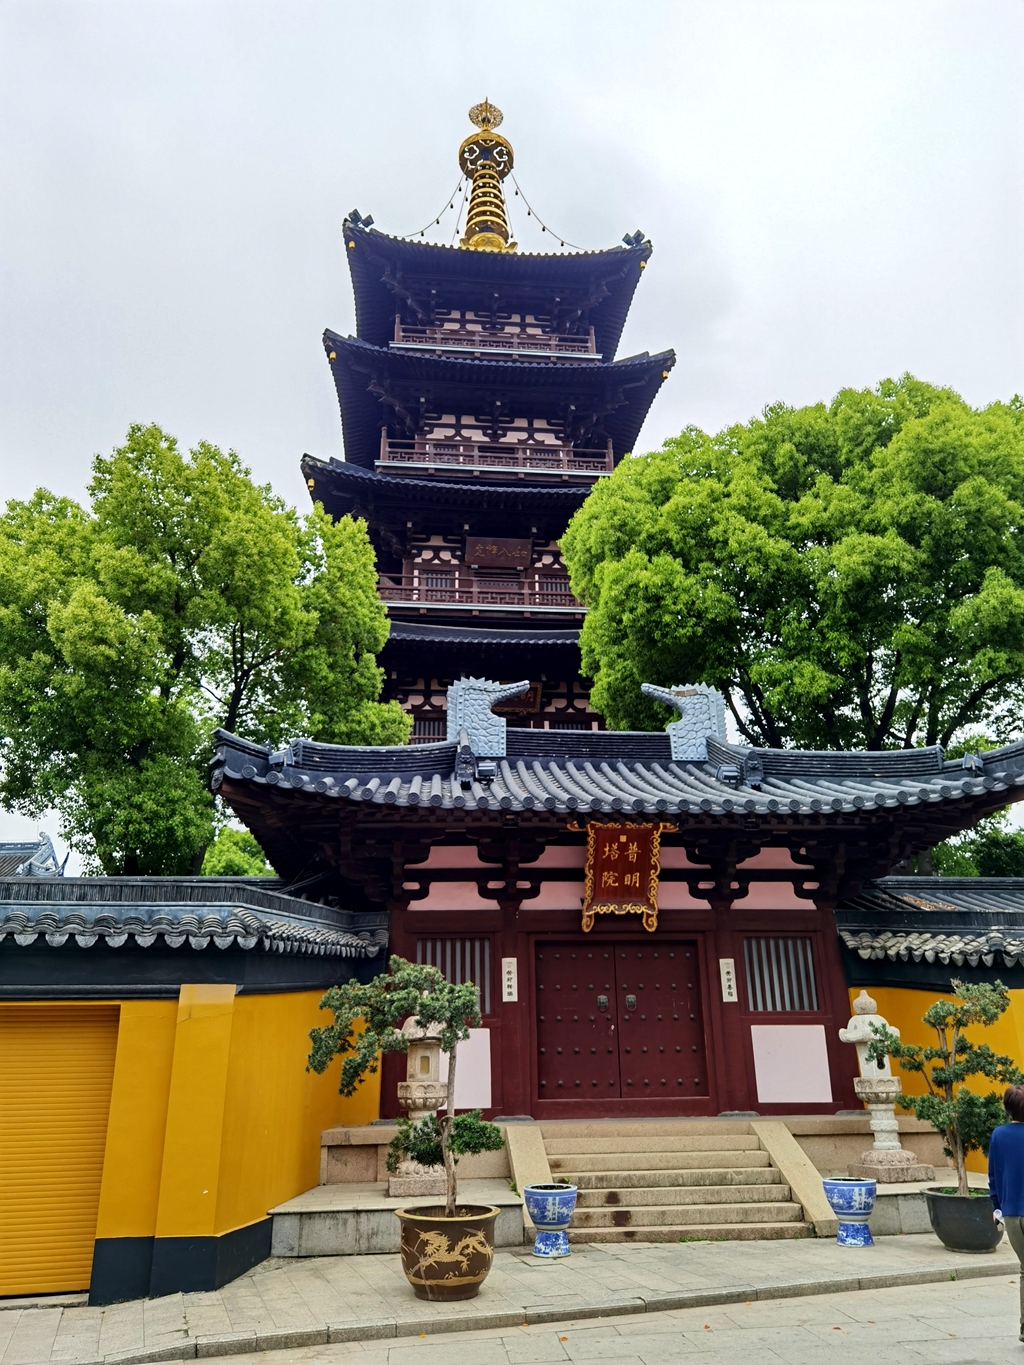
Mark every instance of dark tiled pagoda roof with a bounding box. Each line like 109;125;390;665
386;620;580;648
301;455;590;542
343;222;652;359
214;728;1024;820
324;332;674;470
837;877;1024;968
0;878;384;959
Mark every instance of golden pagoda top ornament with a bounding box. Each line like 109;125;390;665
459;100;517;253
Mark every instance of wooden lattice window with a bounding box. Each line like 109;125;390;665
743;936;819;1012
416;937;492;1014
409;717;445;745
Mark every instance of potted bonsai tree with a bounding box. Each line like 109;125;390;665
307;955;505;1300
866;978;1024;1252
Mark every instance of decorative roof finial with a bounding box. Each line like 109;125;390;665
459;100;517;253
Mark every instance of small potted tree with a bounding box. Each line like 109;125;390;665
866;979;1024;1252
307;955;505;1300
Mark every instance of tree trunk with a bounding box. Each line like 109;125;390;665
950;1128;970;1198
442;1043;458;1217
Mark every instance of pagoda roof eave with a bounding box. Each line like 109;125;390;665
344;222;652;357
301;455;593;534
322;331;675;469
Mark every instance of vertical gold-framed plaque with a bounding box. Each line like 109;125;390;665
576;821;677;933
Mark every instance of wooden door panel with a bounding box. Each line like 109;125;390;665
536;943;620;1100
615;942;708;1099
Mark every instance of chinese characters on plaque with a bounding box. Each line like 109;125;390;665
464;535;532;569
578;821;676;933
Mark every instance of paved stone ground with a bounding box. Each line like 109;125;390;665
207;1275;1024;1365
0;1235;1018;1365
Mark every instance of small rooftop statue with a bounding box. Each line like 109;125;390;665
839;990;934;1183
641;683;728;762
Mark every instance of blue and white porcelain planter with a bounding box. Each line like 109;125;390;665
822;1177;877;1247
523;1182;578;1258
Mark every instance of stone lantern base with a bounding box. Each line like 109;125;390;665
848;1075;934;1182
388;1161;446;1198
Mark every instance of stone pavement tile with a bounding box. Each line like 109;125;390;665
386;1340;511;1365
281;1276;352;1328
1;1308;63;1365
0;1316;21;1361
45;1307;100;1363
182;1292;233;1339
903;1342;1021;1364
98;1301;146;1357
220;1274;309;1331
501;1332;571;1364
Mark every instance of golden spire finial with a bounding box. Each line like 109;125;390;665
459;100;517;253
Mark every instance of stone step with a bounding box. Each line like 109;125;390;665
544;1135;763;1156
576;1182;791;1209
567;1221;814;1244
569;1166;782;1191
572;1201;806;1229
538;1121;755;1138
549;1149;771;1173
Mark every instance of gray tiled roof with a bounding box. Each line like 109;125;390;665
0;833;62;878
0;879;384;958
837;877;1024;967
214;727;1024;819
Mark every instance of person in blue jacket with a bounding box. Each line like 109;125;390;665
989;1085;1024;1341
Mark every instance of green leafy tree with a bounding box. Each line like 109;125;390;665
866;980;1024;1196
201;827;274;877
308;956;504;1216
0;424;409;874
561;377;1024;749
932;809;1024;877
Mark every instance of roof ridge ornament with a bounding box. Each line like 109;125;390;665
641;682;728;762
446;676;531;756
459;100;517;254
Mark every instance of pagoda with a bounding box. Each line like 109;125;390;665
302;101;674;741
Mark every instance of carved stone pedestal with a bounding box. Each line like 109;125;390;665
848;1076;934;1183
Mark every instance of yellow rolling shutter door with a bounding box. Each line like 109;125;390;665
0;1004;119;1294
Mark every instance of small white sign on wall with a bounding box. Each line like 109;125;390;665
719;958;738;1002
501;956;518;1003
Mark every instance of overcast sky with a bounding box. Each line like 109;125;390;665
1;0;1022;856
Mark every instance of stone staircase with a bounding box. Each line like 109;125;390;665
540;1122;813;1243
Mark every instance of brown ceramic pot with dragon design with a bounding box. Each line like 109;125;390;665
395;1204;499;1300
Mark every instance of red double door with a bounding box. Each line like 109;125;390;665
535;940;709;1102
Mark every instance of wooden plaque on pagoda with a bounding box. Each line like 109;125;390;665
579;821;676;933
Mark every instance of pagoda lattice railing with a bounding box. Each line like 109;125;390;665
393;319;598;358
377;573;582;610
378;432;613;478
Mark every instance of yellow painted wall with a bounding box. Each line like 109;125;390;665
95;1000;178;1239
214;990;380;1236
94;987;380;1242
850;985;1024;1174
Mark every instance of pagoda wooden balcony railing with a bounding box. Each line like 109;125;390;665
378;574;583;612
378;433;614;480
393;319;599;360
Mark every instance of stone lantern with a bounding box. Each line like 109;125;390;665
839;990;933;1182
389;1017;448;1196
396;1016;448;1119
